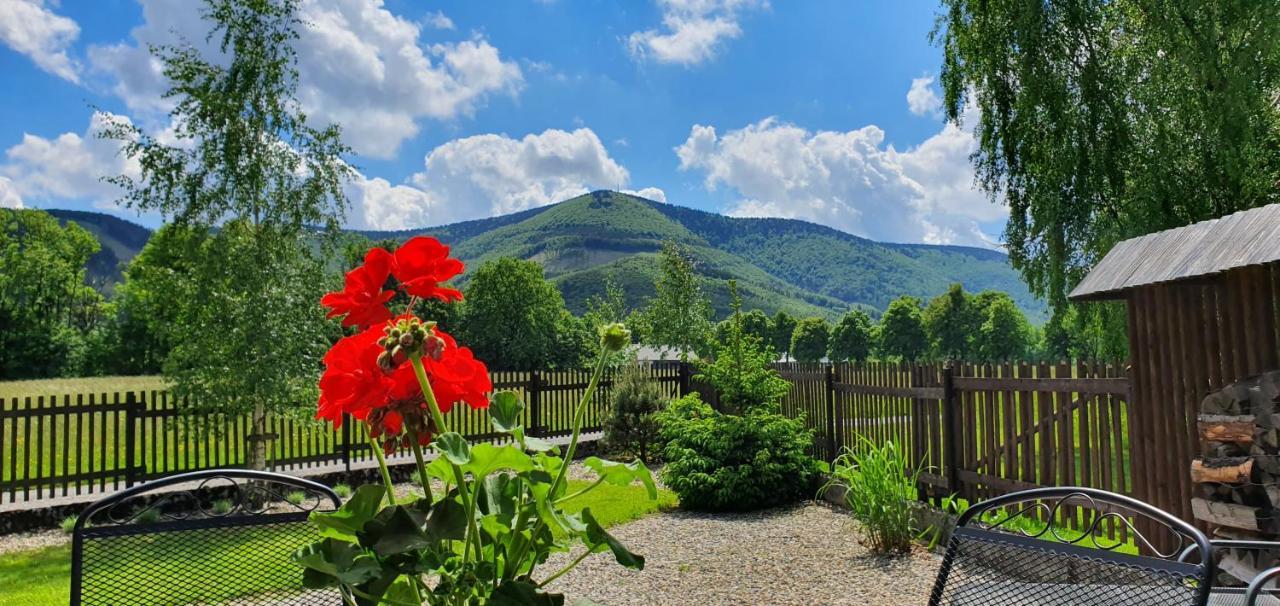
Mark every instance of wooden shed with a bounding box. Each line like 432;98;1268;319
1070;203;1280;529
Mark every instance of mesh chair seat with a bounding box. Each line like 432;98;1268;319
71;469;342;606
928;487;1214;606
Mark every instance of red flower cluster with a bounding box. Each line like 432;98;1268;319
317;238;489;452
322;237;464;329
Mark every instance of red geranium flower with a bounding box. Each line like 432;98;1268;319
425;329;492;413
392;237;464;302
317;326;391;427
321;248;395;329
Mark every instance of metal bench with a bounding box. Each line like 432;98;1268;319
70;469;342;606
928;487;1215;605
1182;540;1280;606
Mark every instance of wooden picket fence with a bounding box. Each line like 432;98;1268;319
0;363;687;505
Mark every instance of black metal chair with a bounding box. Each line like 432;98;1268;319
928;486;1215;605
1181;540;1280;606
71;469;343;606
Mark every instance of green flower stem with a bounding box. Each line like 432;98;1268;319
410;439;434;504
547;350;609;500
407;354;484;559
366;426;396;507
537;549;592;589
554;477;604;505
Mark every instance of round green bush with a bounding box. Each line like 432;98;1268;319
658;394;821;511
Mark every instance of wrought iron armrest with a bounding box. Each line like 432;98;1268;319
1246;567;1280;606
1181;539;1280;564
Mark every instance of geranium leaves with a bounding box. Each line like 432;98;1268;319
490;580;565;606
310;484;385;541
294;538;383;587
582;457;657;500
434;432;472;466
580;509;644;569
490;391;523;433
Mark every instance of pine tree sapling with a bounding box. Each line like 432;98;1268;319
604;362;666;463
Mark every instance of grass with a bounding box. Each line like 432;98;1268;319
0;478;675;606
0;376;169;400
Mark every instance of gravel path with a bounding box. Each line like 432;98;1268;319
543;503;941;606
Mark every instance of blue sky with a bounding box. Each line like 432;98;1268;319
0;0;1005;246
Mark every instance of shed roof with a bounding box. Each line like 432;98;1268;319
1069;203;1280;301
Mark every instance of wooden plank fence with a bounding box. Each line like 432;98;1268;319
0;363;684;505
774;361;1132;524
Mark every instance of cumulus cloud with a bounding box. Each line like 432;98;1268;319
423;10;454;30
1;111;138;208
627;0;765;66
675;115;1001;247
0;177;23;209
89;0;523;158
346;128;640;230
623;187;667;203
907;75;942;118
0;0;81;82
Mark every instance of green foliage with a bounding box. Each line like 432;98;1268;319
771;310;797;361
462;257;581;370
936;0;1280;311
698;282;790;415
828;309;874;363
603;363;666;463
0;209;105;379
639;241;713;361
738;309;771;345
285;491;307;506
212;499;234;515
790;317;830;363
878;296;927;361
823;438;923;554
59;515;77;534
923;284;979;360
658;394;820;512
975;294;1032;361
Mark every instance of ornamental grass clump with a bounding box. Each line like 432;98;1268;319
823;437;923;554
295;236;655;606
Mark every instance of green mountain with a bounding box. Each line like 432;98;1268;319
47;191;1045;321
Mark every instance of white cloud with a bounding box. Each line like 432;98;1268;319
623;187;667;203
0;177;23;209
89;0;523;158
1;112;139;208
0;0;81;82
345;128;632;230
627;0;765;66
907;75;943;118
675;115;1002;247
423;10;454;30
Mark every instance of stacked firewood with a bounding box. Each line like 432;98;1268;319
1191;371;1280;583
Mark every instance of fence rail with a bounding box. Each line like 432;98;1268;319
773;361;1132;520
0;363;685;505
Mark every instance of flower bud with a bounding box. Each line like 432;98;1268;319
424;334;446;360
377;350;395;371
398;331;416;347
598;323;631;353
391;345;407;366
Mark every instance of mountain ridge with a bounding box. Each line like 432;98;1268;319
45;191;1045;321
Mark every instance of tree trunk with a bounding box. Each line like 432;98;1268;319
247;401;268;471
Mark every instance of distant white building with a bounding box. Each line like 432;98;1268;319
632;345;698;362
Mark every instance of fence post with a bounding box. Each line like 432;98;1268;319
941;363;960;496
677;362;691;397
528;371;542;437
342;414;352;474
125;392;139;488
825;364;838;462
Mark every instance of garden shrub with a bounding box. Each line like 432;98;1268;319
823;437;922;554
604;361;666;463
659;394;821;511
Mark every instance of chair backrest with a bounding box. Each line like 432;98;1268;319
928;487;1214;606
70;469;342;606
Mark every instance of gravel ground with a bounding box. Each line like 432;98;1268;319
0;528;65;555
543;503;941;606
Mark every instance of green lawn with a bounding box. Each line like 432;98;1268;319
0;479;675;606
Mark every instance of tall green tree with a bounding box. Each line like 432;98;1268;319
828;308;874;363
100;0;352;470
790;317;830;363
879;296;927;361
462;257;578;370
640;241;713;361
936;0;1280;323
923;284;979;360
697;282;789;414
739;309;772;346
975;294;1032;361
0;209;104;379
771;310;797;362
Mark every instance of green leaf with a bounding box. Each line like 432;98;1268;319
582;457;658;500
581;508;644;569
425;496;468;541
490;580;566;606
463;443;534;481
433;432;472;465
309;485;385;541
292;538;383;586
490;391;525;433
357;505;431;557
522;435;556;453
